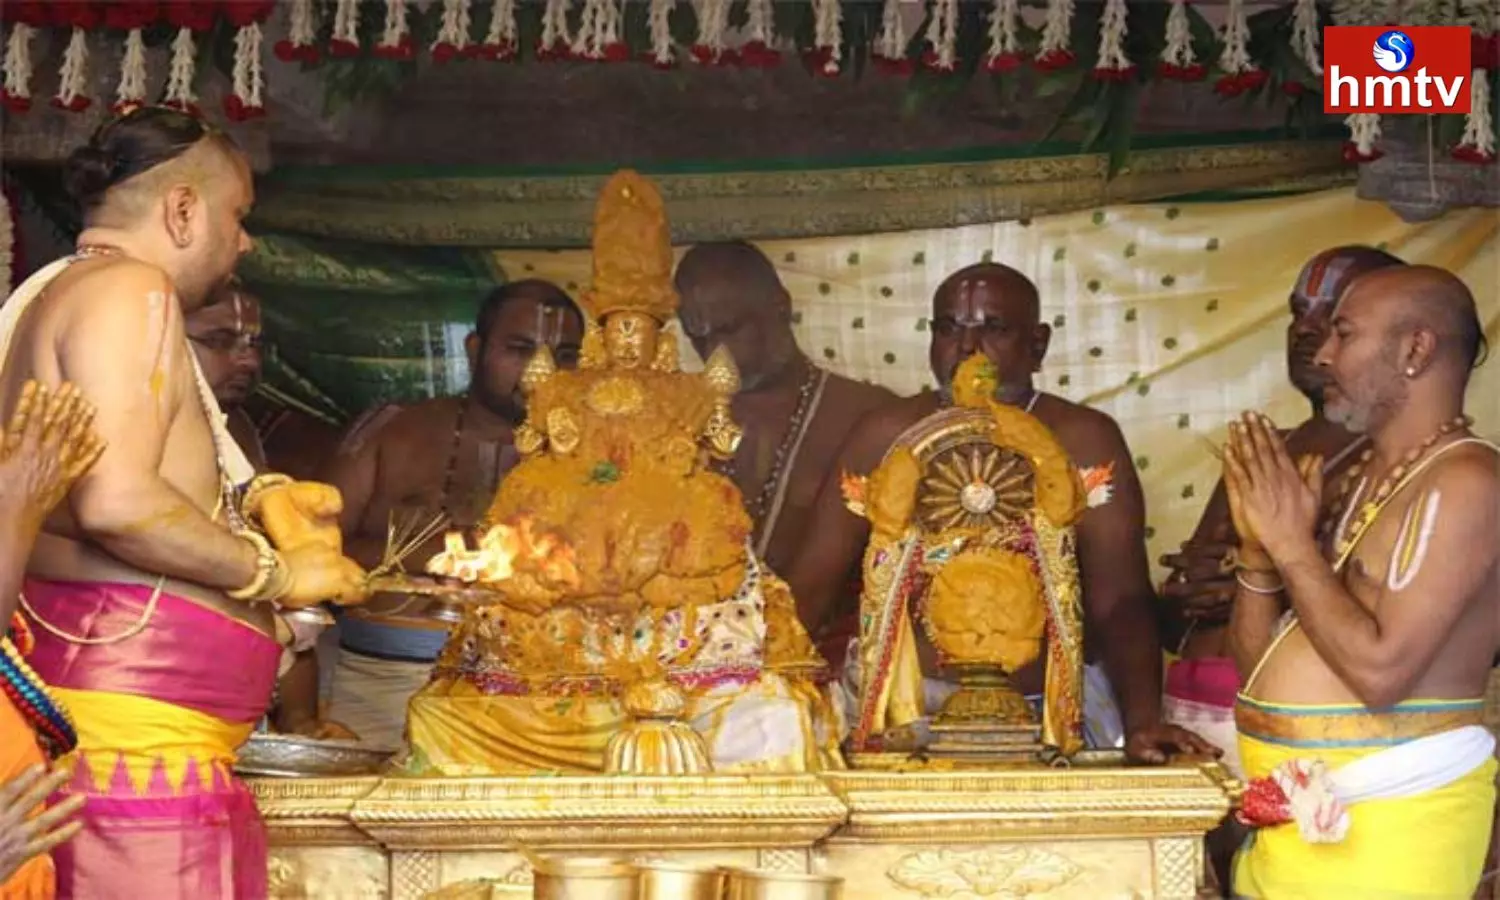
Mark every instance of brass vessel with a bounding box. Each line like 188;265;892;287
636;862;726;900
532;857;638;900
723;869;843;900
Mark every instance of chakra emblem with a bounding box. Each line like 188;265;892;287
917;442;1035;531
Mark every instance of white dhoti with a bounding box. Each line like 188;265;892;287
327;648;435;749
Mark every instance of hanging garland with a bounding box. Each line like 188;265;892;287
4;0;1477;181
1158;0;1205;81
273;0;320;64
985;0;1023;74
1454;0;1498;163
1035;0;1076;72
1091;0;1134;82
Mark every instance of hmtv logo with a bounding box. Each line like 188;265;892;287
1324;26;1472;114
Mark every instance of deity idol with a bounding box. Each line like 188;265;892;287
402;171;838;776
842;353;1086;763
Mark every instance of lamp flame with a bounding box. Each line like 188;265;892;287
425;516;580;589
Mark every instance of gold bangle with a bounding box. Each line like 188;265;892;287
227;529;288;604
241;474;294;519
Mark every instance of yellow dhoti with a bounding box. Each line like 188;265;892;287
1232;696;1496;900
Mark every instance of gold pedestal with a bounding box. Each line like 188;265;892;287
252;757;1234;900
927;664;1044;763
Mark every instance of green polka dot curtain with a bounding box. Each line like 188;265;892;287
492;188;1500;576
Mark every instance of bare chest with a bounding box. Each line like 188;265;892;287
368;431;518;533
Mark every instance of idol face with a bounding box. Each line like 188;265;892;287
603;312;659;370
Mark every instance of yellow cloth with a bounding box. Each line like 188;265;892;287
1233;699;1496;900
493;187;1500;585
53;689;250;795
403;671;842;776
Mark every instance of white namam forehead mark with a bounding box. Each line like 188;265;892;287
945;276;1007;326
1386;490;1441;593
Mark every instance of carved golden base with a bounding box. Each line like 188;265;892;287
927;665;1044;763
252;759;1232;899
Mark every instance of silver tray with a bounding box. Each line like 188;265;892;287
235;733;398;778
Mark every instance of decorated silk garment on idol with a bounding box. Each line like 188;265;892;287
402;171;840;776
839;354;1095;761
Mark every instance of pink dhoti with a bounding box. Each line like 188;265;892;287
22;579;279;900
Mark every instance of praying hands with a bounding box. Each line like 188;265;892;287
1221;412;1324;567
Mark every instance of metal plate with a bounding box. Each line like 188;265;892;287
235;733;398;778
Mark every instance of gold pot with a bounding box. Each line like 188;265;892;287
532;857;638;900
637;862;725;900
723;869;842;900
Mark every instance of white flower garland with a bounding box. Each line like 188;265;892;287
114;28;149;111
1290;0;1322;76
744;0;774;48
380;0;414;54
332;0;362;51
928;0;959;71
54;28;90;112
648;0;675;66
1218;0;1253;75
1456;69;1495;160
1038;0;1074;60
986;0;1021;65
1162;0;1196;69
163;26;198;110
2;24;36;109
876;0;907;62
812;0;842;75
288;0;318;52
1095;0;1131;73
1346;112;1382;158
575;0;623;59
541;0;573;55
692;0;730;62
483;0;519;55
231;21;265;113
1333;0;1379;159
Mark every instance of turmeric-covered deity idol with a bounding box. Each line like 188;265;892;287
842;354;1087;763
402;171;839;776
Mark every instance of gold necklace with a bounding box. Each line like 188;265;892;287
1327;415;1471;561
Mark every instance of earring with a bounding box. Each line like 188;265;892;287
1404;366;1416;377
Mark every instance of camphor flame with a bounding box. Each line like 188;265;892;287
425;516;581;589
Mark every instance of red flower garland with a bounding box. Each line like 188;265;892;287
1033;49;1076;73
1214;68;1268;97
985;53;1025;74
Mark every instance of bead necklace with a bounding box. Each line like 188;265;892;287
1324;415;1472;561
720;363;824;522
1;619;77;759
439;396;468;520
